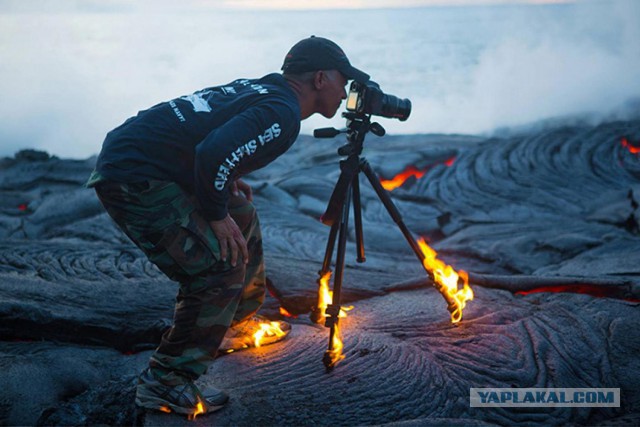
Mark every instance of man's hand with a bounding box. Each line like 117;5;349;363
209;215;248;267
230;178;253;201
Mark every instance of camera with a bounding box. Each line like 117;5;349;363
345;81;411;121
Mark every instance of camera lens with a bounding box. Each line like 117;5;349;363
380;94;411;121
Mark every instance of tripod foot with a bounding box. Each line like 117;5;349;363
322;351;337;372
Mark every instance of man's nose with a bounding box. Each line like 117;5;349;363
341;87;347;99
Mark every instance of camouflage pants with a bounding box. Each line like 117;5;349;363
94;180;265;385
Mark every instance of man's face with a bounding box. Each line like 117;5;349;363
316;70;348;118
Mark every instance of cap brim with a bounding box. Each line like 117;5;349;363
341;65;369;83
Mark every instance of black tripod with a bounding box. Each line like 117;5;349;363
313;112;459;371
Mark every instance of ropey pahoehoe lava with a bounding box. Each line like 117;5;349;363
0;120;639;426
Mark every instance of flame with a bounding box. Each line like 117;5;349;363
158;405;172;413
417;238;473;323
325;322;346;367
317;271;352;318
317;271;332;318
317;271;353;367
252;321;287;348
621;137;640;154
279;306;296;318
188;399;206;420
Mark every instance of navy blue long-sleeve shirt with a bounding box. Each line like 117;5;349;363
95;73;301;221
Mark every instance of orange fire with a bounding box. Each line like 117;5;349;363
317;271;332;318
188;399;206;420
326;322;346;366
279;306;296;318
317;272;352;319
622;137;640;154
417;238;473;323
160;400;205;419
317;271;352;367
252;321;287;348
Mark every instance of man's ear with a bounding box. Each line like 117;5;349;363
313;70;326;90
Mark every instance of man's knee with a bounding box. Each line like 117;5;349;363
182;263;246;301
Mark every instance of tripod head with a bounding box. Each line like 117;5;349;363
314;112;386;157
314;78;410;149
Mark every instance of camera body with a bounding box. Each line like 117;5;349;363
345;81;411;121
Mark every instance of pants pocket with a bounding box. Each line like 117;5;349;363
147;213;223;278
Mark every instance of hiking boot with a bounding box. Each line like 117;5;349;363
219;314;291;353
135;368;228;416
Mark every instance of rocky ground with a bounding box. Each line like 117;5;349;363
1;119;639;426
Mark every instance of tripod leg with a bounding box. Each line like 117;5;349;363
323;181;352;370
352;173;366;263
321;222;339;273
328;182;351;323
311;221;339;324
321;155;359;226
360;160;460;312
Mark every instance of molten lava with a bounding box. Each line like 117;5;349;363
621;137;640;154
380;157;457;191
381;166;427;191
516;284;640;302
417;238;474;323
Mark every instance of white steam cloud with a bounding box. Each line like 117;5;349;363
0;0;638;158
412;0;640;135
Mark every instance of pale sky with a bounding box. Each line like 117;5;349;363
223;0;576;9
0;0;580;13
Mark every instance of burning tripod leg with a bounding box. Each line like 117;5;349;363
317;174;355;371
323;304;345;369
310;221;339;324
361;160;474;322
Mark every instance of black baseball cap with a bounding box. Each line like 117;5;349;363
281;36;369;83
